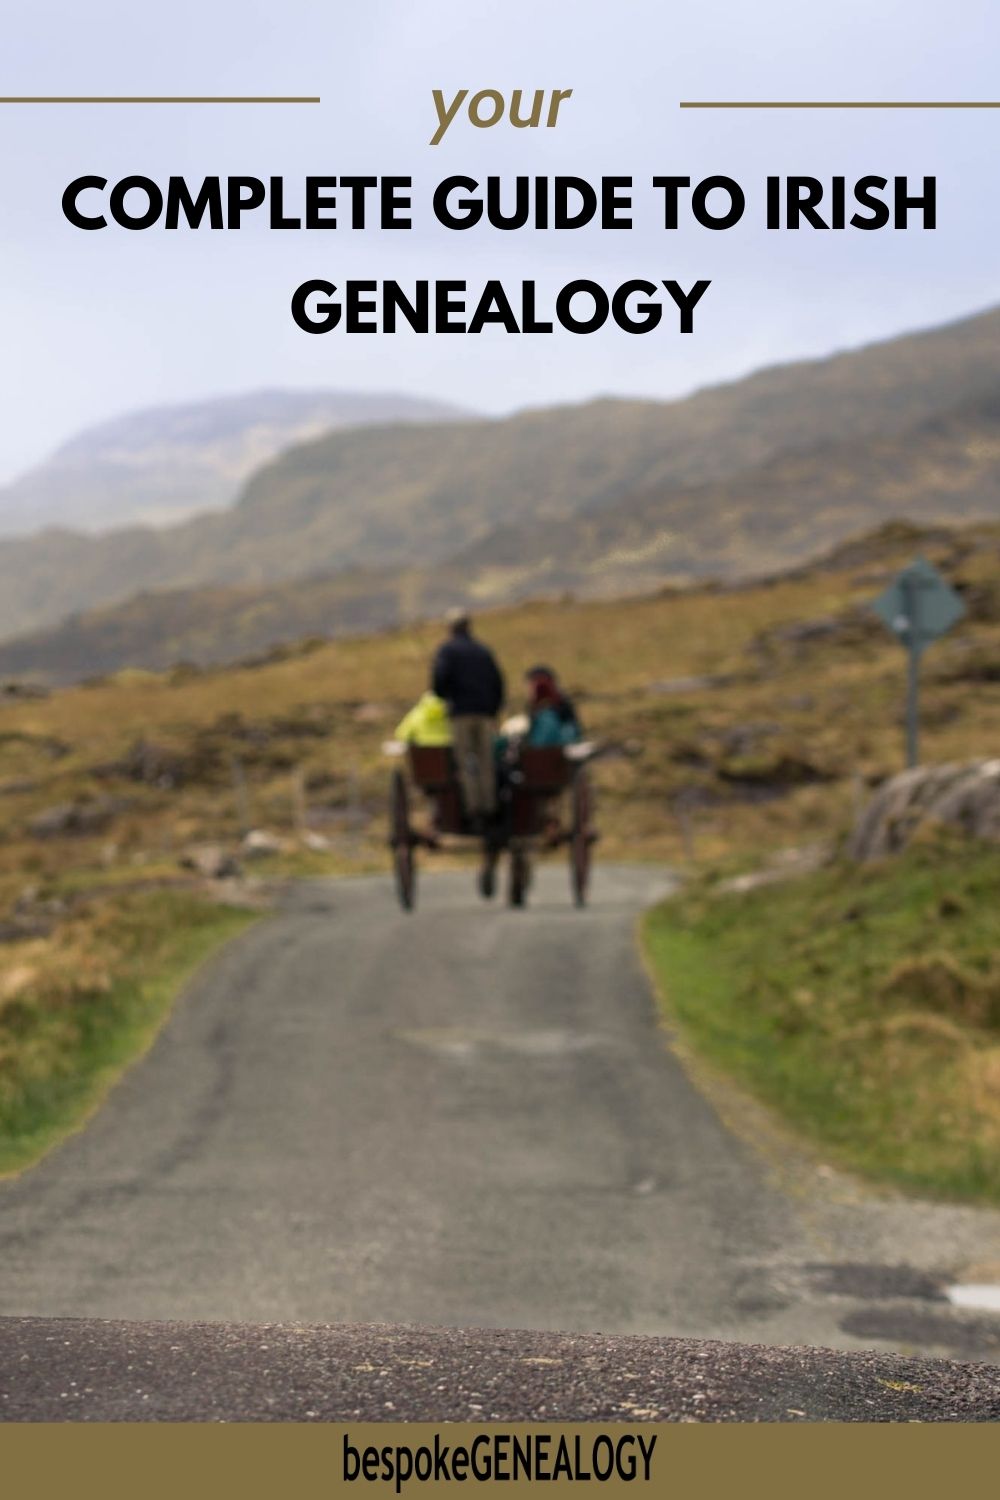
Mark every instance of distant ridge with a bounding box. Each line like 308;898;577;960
1;302;1000;674
0;389;471;536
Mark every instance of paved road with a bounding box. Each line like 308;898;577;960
3;1318;1000;1421
0;866;998;1365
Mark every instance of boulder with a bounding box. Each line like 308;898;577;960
27;797;127;839
847;759;1000;861
241;829;287;858
112;737;190;788
301;830;331;852
179;844;242;880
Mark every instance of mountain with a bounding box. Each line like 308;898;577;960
0;389;470;536
2;302;1000;676
4;391;1000;681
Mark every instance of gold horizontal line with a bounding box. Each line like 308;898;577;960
0;95;320;104
680;100;1000;108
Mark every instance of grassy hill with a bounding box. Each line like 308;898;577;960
3;304;1000;671
644;835;1000;1201
0;516;997;890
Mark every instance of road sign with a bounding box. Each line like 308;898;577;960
870;556;967;767
871;556;966;650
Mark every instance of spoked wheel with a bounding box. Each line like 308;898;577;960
508;846;530;908
390;768;416;910
569;768;594;908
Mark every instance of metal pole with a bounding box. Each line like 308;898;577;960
906;639;920;768
901;574;920;769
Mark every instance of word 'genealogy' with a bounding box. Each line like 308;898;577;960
58;89;940;336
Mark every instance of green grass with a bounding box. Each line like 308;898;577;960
0;892;257;1176
642;834;1000;1203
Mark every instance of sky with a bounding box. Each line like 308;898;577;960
2;0;1000;482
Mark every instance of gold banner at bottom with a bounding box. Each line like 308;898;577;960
0;1423;997;1500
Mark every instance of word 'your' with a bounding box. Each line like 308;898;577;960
431;88;573;145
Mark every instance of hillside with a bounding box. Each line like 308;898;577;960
2;303;1000;669
452;385;1000;594
0;567;448;680
0;516;997;879
4;391;1000;681
0;389;468;536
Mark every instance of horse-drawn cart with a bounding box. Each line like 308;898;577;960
386;740;597;911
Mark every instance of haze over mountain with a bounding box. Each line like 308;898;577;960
2;303;1000;679
0;389;470;536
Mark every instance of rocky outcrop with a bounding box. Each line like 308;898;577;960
848;759;1000;861
179;844;241;880
27;796;128;839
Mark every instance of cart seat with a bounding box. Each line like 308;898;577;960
407;744;456;791
517;746;574;792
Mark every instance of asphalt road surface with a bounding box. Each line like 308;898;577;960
1;865;999;1386
3;1318;1000;1421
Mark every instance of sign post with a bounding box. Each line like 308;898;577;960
871;557;966;768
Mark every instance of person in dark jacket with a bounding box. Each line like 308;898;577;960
432;609;505;822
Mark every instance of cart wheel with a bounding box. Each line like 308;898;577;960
508;847;529;908
570;769;593;908
390;768;416;911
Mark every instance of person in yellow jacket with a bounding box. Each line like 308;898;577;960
394;691;453;746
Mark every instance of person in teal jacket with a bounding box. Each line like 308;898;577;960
524;666;581;745
495;666;582;757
